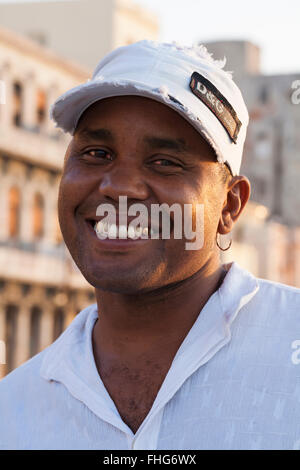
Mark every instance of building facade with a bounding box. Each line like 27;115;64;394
204;40;300;227
0;0;159;380
221;201;300;289
0;0;159;69
0;26;95;379
207;42;300;286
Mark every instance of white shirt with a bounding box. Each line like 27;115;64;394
1;261;300;450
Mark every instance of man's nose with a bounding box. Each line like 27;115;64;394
98;164;149;201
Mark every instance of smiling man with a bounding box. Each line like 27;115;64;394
0;41;300;450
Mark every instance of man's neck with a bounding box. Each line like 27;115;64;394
91;257;227;433
92;258;227;363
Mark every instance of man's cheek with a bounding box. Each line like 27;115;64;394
57;181;79;237
59;174;85;210
63;165;102;201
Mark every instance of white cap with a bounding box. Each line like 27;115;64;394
50;40;249;176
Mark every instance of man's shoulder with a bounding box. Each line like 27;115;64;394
0;304;97;449
225;263;300;334
0;349;51;448
0;347;51;423
0;303;97;447
0;348;46;390
255;275;300;305
223;262;300;319
236;272;300;334
0;303;97;395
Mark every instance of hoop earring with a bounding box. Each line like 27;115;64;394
216;233;232;251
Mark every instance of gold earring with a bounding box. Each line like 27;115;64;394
216;233;232;251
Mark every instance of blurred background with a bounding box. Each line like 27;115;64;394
0;0;299;378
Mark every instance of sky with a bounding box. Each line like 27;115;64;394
0;0;299;75
135;0;300;75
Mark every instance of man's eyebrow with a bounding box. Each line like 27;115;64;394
76;127;114;141
143;136;188;153
76;129;189;153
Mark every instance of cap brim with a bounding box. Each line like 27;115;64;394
50;79;241;175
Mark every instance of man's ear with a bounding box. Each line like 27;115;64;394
218;175;251;235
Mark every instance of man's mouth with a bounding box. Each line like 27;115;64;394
85;219;161;240
95;220;157;239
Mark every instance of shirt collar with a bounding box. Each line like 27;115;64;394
40;261;259;435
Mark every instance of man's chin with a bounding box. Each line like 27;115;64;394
84;275;155;295
79;262;162;295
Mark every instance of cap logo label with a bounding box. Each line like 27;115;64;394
189;71;241;143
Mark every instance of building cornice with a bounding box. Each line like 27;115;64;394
0;25;91;80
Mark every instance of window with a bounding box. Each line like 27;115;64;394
8;186;21;238
13;81;23;127
33;192;44;239
29;306;42;357
36;89;46;127
254;177;266;199
27;31;47;47
259;85;269;104
255;132;272;160
5;304;18;372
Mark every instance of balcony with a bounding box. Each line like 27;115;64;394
0;124;70;171
0;240;90;288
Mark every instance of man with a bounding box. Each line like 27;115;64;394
0;40;300;450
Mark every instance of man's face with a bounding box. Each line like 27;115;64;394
58;96;228;294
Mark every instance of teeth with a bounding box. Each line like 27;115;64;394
127;225;136;239
94;221;108;239
108;223;118;238
118;225;127;239
150;226;159;237
135;226;143;237
94;221;153;239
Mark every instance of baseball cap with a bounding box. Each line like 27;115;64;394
50;40;249;176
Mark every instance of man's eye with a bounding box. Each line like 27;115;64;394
152;159;180;167
83;149;113;160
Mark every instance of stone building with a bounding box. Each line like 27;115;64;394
203;40;300;288
221;201;300;289
0;0;159;380
205;43;300;286
204;40;300;227
0;25;96;379
0;0;159;69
